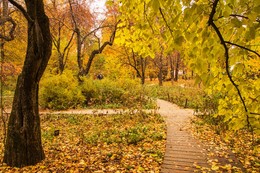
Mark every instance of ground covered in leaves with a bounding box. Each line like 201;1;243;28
0;111;166;172
190;116;260;173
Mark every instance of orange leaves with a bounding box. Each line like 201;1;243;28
0;62;21;82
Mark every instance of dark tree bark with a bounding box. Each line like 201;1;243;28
158;68;163;86
140;57;146;85
157;54;163;86
168;54;175;85
3;0;52;167
174;51;180;81
83;24;118;76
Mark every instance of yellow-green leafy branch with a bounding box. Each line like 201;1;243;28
208;0;254;133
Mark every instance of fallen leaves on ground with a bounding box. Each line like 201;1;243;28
0;111;166;172
190;116;260;173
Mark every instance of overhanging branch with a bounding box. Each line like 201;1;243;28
159;7;173;37
225;41;260;57
208;0;253;132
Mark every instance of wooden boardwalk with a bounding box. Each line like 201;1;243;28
157;99;244;173
157;99;208;172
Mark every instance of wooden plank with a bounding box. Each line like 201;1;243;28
163;156;207;163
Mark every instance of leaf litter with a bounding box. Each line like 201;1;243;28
0;111;166;172
190;116;260;173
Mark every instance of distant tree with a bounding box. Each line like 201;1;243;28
68;0;119;78
168;54;175;85
0;0;16;42
120;47;147;84
173;51;180;82
153;47;168;86
46;0;74;74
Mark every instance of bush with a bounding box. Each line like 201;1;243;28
40;72;156;110
145;84;205;109
79;78;97;106
80;78;155;109
40;71;84;110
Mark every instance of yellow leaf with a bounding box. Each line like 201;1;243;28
211;164;219;171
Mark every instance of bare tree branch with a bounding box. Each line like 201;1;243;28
159;7;173;38
230;14;249;19
83;20;121;75
81;25;112;43
225;41;260;57
144;2;155;34
250;112;260;115
0;17;16;41
8;0;33;22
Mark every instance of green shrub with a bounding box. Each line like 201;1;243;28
145;85;204;109
95;78;125;105
40;71;84;110
80;78;97;106
80;77;155;109
40;72;156;110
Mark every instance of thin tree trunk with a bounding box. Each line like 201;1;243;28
140;57;146;85
158;69;163;86
4;0;52;167
158;55;163;86
169;55;174;85
174;52;180;81
83;22;119;76
76;29;84;76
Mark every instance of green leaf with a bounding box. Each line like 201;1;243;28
174;36;185;46
231;18;242;28
203;47;209;54
253;5;260;13
246;27;256;40
152;0;160;13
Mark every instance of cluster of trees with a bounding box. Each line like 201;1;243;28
115;47;187;85
0;0;259;168
1;0;188;88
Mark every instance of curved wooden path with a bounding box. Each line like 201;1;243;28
157;99;208;172
157;99;244;173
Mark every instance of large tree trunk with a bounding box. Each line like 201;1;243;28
3;0;52;167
